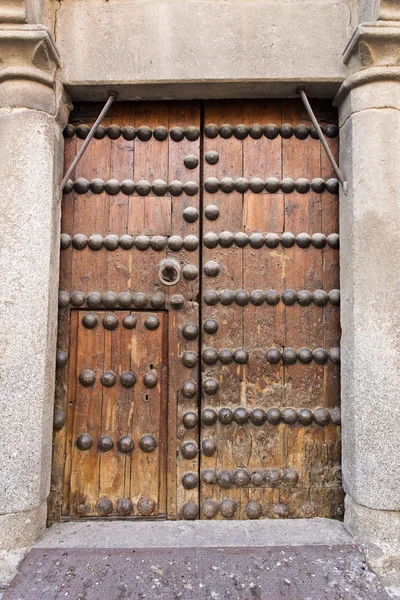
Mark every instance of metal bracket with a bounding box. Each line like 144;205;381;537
297;88;348;195
59;92;118;193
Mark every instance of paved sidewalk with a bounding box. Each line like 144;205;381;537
3;520;390;599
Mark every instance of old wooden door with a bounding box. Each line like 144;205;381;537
50;100;342;522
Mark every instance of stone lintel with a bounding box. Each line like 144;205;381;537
0;24;61;113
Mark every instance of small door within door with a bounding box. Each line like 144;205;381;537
50;99;342;522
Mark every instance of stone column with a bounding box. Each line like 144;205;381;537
0;22;69;585
334;19;400;591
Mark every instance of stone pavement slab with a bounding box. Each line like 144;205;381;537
4;545;389;600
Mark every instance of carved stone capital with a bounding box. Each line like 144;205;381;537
344;23;400;71
378;0;400;22
0;24;61;113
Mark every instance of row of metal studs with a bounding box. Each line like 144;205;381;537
63;122;339;140
82;497;156;517
203;289;340;306
180;499;294;520
61;232;339;251
200;468;299;488
200;346;340;365
199;406;341;426
75;433;157;453
63;176;339;195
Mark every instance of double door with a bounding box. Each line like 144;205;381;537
50;100;342;522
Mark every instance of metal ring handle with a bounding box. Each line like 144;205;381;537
158;258;181;286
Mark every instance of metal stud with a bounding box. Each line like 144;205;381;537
328;289;340;306
203;290;219;306
203;232;219;248
282;408;298;424
183;235;199;251
102;291;118;309
204;177;219;193
118;292;133;308
184;181;199;196
219;348;233;364
204;123;219;138
273;503;289;517
218;408;234;424
137;497;156;516
204;261;220;277
266;347;282;364
265;124;279;139
122;315;137;329
266;469;282;486
120;371;137;388
295;178;311;193
220;177;235;193
58;291;70;308
295;233;311;249
297;408;314;426
120;179;135;195
330;407;341;425
325;124;339;138
54;410;66;430
329;347;340;365
205;150;219;165
294;124;310;139
233;468;251;486
203;378;219;395
202;408;218;426
185;126;200;141
202;438;216;456
122;126;136;141
181;501;199;520
264;290;280;305
182;352;198;368
281;289;297;306
281;232;296;248
143;371;159;388
183;207;199;223
170;126;184;142
249;177;264;194
76;433;93;450
234;177;249;193
251;471;265;486
144;315;160;330
202;469;217;484
63;179;74;194
152;180;168;196
105;179;121;195
98;435;114;452
246;501;262;519
326;178;339;194
133;292;148;308
182;412;198;429
233;407;249;424
182;381;198;398
266;407;282;425
63;124;75;138
218;470;233;488
167;236;183;252
233;124;248;139
219;123;233;138
249;232;264;248
181;441;198;459
153;126;168;141
139;435;157;453
183;154;199;169
311;233;326;249
264;177;280;193
298;347;313;364
250;290;264;306
280;123;294;138
264;233;279;249
74;177;90;194
313;290;329;307
327;233;339;249
204;319;218;335
313;348;329;365
117;435;134;453
103;314;119;330
297;290;313;307
71;291;85;307
86;291;102;308
220;499;237;518
282;347;297;365
182;322;199;340
314;407;331;426
87;234;103;251
101;371;117;387
169;294;185;311
250;408;267;426
168;180;184;196
202;499;219;518
79;369;96;387
96;498;113;516
182;472;199;489
204;205;219;221
60;233;72;249
56;350;68;368
219;231;234;248
249;124;264;139
232;233;248;249
117;498;133;516
234;290;249;306
136;180;151;196
202;348;219;365
88;178;104;193
103;235;119;251
311;177;326;193
234;348;249;364
135;235;150;251
280;178;295;193
136;126;152;141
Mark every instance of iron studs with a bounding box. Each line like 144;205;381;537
76;433;93;450
139;435;157;453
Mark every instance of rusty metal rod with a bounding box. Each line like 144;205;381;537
60;92;117;192
297;88;347;194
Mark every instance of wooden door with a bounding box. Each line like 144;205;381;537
50;99;342;522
